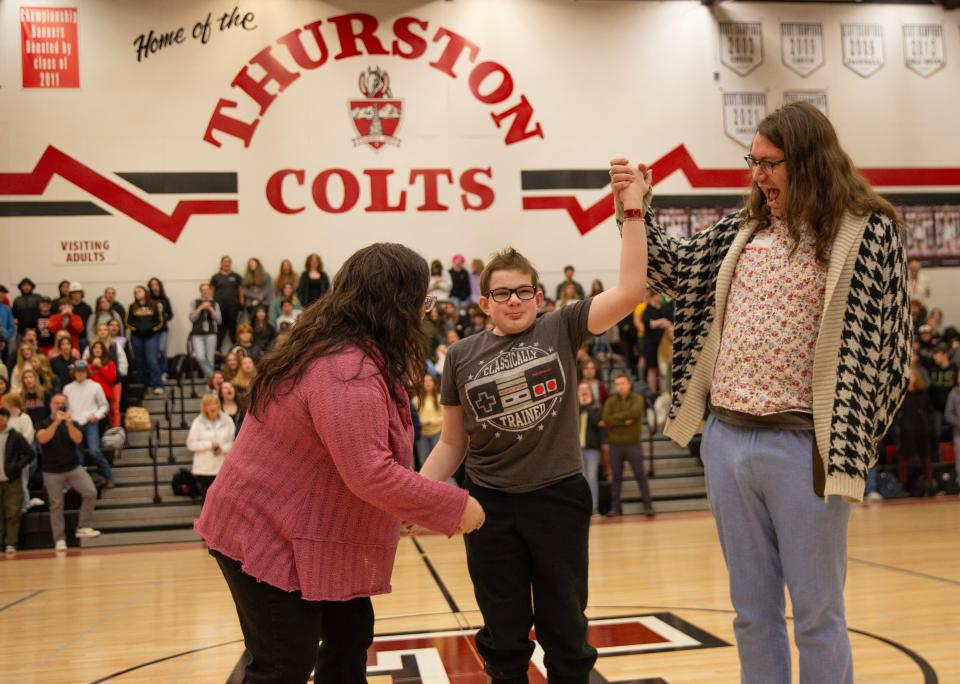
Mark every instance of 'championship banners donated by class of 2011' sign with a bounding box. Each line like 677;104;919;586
20;6;79;88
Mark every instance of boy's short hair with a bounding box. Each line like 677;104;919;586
236;324;253;336
612;372;632;384
480;247;540;295
933;344;949;355
2;392;24;410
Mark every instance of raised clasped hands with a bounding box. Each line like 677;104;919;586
609;157;653;210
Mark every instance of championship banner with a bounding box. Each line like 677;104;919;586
719;22;763;77
722;92;767;148
784;90;828;116
781;22;824;77
20;6;80;88
903;25;945;78
842;23;884;78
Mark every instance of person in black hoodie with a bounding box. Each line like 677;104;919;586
148;277;174;380
0;407;35;555
448;254;471;314
124;285;165;395
11;278;42;344
66;282;93;351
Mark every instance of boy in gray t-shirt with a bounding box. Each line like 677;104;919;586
421;160;651;682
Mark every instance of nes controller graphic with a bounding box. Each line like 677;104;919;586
465;354;565;421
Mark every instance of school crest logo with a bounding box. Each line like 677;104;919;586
349;66;403;150
465;344;565;433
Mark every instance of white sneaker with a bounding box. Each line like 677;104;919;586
28;497;45;509
75;527;101;539
865;491;884;502
152;387;165;396
4;545;15;556
54;539;68;552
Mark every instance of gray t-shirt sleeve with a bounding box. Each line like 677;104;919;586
440;344;461;406
559;296;594;351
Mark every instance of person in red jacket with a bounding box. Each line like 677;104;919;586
48;301;84;351
87;341;119;428
196;243;485;684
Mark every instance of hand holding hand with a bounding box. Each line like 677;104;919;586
610;157;653;210
459;495;485;534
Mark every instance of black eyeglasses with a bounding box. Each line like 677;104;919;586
424;295;438;313
744;155;786;174
485;286;537;303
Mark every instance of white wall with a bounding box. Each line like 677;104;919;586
2;0;959;350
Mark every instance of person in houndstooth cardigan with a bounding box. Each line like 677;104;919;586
612;101;910;684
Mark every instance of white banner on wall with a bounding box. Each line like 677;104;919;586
783;90;828;116
902;24;945;78
780;22;824;77
722;92;767;148
719;22;763;76
841;23;885;78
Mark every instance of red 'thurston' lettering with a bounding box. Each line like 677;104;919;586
204;13;543;148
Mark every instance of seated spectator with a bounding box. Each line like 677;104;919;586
590;279;604;297
448;254;471;312
0;406;34;555
297;253;330;307
231;325;263;363
10;342;37;393
125;285;165;395
427;259;451;302
250;306;275;352
462;311;488;338
269;283;301;325
12;278;42;342
554;264;585;300
927;308;944;337
49;300;84;351
63;361;113;486
31;354;58;394
557;282;582;308
50;336;77;389
242;257;274;321
36;394;101;550
207;371;225;396
219;381;245;432
414;374;442;469
274;258;298;295
275;298;300;328
85;323;128;379
186;394;236;505
189;283;221;379
272;323;293;350
222;351;240;383
232;355;257;393
35;296;55;354
87;342;120;428
86;296;123;345
20;368;52;427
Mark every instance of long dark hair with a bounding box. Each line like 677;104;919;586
250;243;430;418
744;101;900;266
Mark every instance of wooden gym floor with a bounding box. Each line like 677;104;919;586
0;497;957;683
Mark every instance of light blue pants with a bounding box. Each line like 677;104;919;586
701;414;853;684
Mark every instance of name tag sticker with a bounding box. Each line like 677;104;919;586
750;233;775;248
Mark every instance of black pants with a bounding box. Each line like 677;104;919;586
213;550;374;683
217;301;240;351
195;474;215;507
464;474;597;683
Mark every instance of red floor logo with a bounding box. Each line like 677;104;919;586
364;613;729;683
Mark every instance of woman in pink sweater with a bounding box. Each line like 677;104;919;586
195;243;484;683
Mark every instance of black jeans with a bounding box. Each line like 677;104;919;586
213;550;374;683
195;474;215;507
464;474;597;683
217;301;240;351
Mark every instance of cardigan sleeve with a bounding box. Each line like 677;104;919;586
302;366;467;536
871;215;912;443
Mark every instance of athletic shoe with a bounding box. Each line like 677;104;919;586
152;387;165;396
54;539;68;552
75;527;101;539
27;497;45;509
4;545;15;556
865;491;884;502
